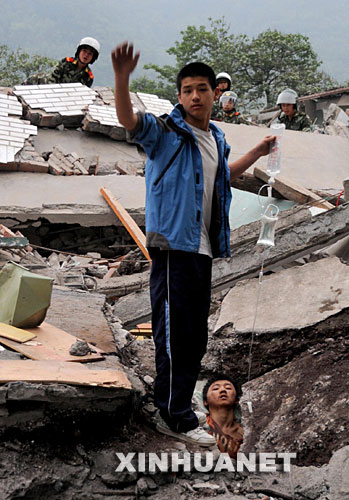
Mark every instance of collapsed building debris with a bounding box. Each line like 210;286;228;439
13;83;97;128
0;81;349;500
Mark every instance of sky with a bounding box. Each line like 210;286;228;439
0;0;348;86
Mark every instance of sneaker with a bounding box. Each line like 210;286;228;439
156;418;216;447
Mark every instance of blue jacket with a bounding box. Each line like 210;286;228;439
132;104;232;258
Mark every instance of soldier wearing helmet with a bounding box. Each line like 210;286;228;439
211;72;232;120
48;37;100;87
275;88;312;132
24;37;100;87
215;91;250;125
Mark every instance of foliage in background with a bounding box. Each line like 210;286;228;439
131;19;339;111
0;45;57;86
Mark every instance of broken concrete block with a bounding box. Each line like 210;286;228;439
136;92;174;116
48;155;63;175
45;286;115;353
82;105;127;141
115;159;138;176
13;83;97;129
215;256;349;334
0;93;22;117
240;334;349;466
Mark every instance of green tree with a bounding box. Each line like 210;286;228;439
130;75;177;103
132;19;338;111
234;29;338;108
0;45;56;86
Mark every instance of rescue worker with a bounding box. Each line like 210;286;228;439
215;90;250;125
24;37;100;87
275;88;312;132
211;71;232;120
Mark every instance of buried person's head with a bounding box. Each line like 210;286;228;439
202;373;242;411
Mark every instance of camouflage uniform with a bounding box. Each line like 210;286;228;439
214;109;250;125
25;57;94;87
210;100;220;120
278;111;312;132
48;57;94;87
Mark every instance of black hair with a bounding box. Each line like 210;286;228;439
279;103;297;111
202;373;242;407
176;62;216;93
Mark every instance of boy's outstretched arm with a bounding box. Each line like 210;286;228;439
111;42;140;131
229;135;275;182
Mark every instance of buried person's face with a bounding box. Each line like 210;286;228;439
206;379;237;409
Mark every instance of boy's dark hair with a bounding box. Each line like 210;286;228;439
202;373;242;407
176;62;216;93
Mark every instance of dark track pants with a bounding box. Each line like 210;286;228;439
149;248;212;433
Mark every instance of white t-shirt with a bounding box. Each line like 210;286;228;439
189;124;219;258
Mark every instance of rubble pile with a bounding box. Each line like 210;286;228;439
0;82;348;500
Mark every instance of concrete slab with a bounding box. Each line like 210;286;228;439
215;256;349;333
46;286;115;353
0;172;145;226
137;92;174;116
0;116;37;164
218;121;349;193
13;83;96;115
0;94;22;117
33;127;142;164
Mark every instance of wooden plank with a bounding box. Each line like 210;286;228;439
136;323;152;329
129;322;153;336
100;186;151;262
0;321;104;362
254;166;334;210
0;360;131;389
0;322;36;343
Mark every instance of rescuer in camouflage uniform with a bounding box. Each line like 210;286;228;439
275;88;312;132
24;37;100;88
215;91;251;125
211;72;231;120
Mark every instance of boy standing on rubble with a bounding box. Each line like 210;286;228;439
111;42;274;446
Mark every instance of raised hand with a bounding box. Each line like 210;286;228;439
111;42;140;78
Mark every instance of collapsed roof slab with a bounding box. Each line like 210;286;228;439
0;172;145;227
218;122;349;193
13;83;97;128
33;127;143;166
215;255;349;334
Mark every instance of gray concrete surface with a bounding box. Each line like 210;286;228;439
219;122;349;193
215;255;349;333
0;172;145;226
34;127;142;163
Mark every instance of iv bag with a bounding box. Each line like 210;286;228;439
257;204;279;247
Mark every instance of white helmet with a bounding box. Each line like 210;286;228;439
219;90;238;108
216;72;232;84
76;37;100;63
277;88;298;105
